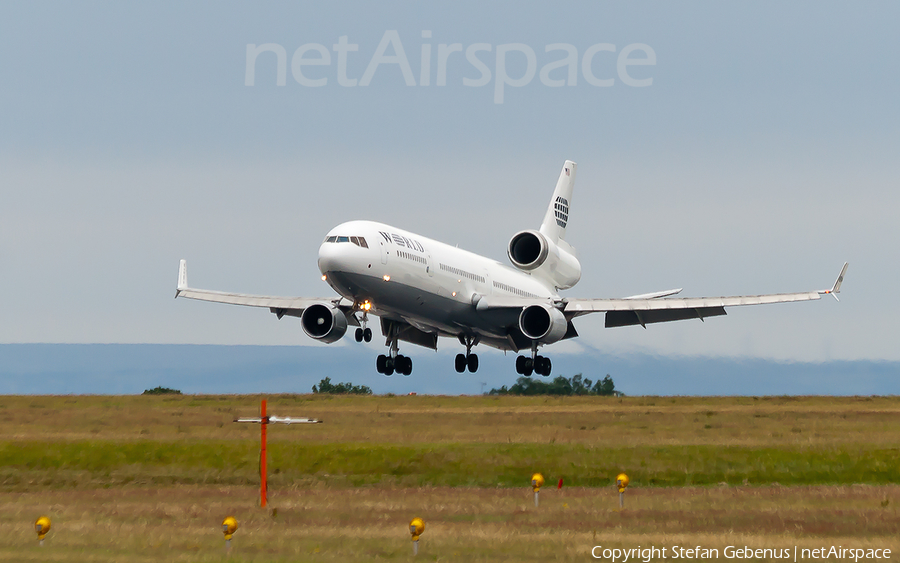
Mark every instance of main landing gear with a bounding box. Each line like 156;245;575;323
376;353;412;376
455;334;479;373
515;343;552;377
376;319;412;376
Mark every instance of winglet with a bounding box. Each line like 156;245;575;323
818;262;849;301
176;259;188;298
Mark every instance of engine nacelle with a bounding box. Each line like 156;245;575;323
300;303;348;344
518;304;567;344
507;230;581;290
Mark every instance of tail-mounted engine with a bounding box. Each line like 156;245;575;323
507;230;581;290
301;303;348;343
518;304;567;344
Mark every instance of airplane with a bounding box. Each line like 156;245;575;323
175;160;848;377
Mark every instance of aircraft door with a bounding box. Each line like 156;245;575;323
379;240;388;265
426;253;434;277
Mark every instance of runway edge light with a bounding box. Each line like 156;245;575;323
409;517;425;556
531;473;544;507
223;516;238;553
35;516;51;546
616;473;630;509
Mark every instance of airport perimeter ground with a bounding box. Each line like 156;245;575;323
1;394;898;562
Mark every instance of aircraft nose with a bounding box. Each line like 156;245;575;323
317;242;342;274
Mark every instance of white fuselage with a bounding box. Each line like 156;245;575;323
317;220;556;344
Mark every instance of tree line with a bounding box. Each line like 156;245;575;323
488;374;618;396
312;377;373;395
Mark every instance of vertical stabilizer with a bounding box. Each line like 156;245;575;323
539;160;577;243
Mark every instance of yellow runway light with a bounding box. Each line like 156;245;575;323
409;517;425;555
35;516;51;546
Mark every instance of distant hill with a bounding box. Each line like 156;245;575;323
0;344;897;396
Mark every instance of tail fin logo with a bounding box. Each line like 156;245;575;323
554;197;569;228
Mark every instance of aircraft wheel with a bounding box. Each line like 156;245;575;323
384;357;394;376
454;353;466;373
515;355;526;374
397;355;412;376
355;328;364;342
376;354;387;373
544;357;552;376
534;356;546;376
523;357;534;377
467;353;479;373
363;327;373;342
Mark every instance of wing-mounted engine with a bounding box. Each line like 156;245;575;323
300;303;348;343
507;229;581;290
518;304;568;344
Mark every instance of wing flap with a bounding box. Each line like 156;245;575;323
605;306;726;328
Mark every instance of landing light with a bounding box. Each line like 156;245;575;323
362;301;372;311
321;275;327;281
383;275;391;282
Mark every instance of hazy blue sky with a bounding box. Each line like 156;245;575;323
1;2;898;375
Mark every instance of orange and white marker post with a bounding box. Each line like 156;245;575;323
235;399;322;508
260;400;267;507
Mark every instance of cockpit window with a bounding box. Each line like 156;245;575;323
325;235;368;247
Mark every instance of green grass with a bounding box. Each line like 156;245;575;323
2;395;900;561
2;440;899;490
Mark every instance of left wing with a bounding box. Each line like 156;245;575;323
475;263;848;329
565;262;848;328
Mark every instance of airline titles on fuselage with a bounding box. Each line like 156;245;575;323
379;231;426;253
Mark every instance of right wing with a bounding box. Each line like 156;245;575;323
174;259;349;320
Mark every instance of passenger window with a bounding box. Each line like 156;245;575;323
358;237;368;248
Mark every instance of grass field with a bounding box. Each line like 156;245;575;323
1;394;898;561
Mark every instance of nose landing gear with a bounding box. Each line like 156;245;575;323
354;327;373;342
354;310;373;342
455;334;479;373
